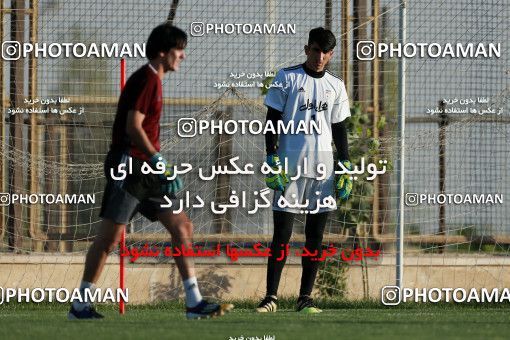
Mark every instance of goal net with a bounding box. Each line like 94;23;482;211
0;0;508;303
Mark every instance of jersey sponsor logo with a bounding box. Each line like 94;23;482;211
298;87;305;93
299;99;328;112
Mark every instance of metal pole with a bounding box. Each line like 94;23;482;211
325;0;332;30
438;101;447;252
166;0;179;24
372;0;380;236
29;0;42;251
213;105;233;234
265;0;276;73
396;0;407;288
8;0;26;252
352;0;369;105
376;6;390;238
341;0;350;90
0;1;5;241
119;58;126;315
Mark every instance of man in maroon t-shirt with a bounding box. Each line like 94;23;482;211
111;60;163;161
69;24;233;320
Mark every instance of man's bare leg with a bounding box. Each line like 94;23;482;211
158;211;233;318
83;219;125;283
158;211;197;305
71;219;125;314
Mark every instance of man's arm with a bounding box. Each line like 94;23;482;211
331;121;349;160
265;106;283;154
333;120;352;201
125;109;157;158
264;106;288;191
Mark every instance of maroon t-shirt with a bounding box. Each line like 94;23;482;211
111;64;162;161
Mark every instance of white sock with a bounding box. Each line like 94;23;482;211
72;280;95;312
183;277;202;308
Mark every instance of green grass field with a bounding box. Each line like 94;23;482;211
1;300;509;340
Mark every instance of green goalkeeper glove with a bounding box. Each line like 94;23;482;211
265;154;289;192
149;152;183;195
336;160;353;201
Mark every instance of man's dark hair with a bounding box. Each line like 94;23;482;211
308;27;336;52
146;24;187;60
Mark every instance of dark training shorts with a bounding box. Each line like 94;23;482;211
99;149;177;224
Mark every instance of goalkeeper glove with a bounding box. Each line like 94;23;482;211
265;154;289;192
149;152;183;195
336;160;353;201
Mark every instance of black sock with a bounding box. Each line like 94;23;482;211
266;210;295;296
299;212;329;297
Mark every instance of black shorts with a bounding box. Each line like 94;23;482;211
99;149;177;224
